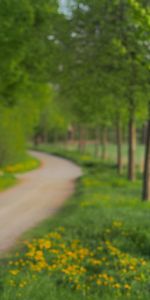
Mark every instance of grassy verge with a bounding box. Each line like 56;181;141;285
2;154;40;174
0;155;40;191
34;142;144;167
1;146;150;300
0;173;17;191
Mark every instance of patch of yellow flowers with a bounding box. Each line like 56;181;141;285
3;159;39;174
6;227;150;297
82;178;102;188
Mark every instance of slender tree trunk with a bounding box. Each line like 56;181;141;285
142;123;147;144
72;125;78;151
43;130;48;144
94;127;100;158
116;120;123;174
67;125;74;147
71;125;75;143
64;131;69;150
128;114;136;181
101;127;108;160
33;134;40;147
78;126;86;154
142;104;150;201
54;131;58;146
78;126;81;153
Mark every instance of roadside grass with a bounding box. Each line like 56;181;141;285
1;146;150;300
0;173;17;191
0;155;40;191
34;142;144;170
2;154;40;174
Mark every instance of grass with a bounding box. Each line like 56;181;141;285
2;154;40;174
0;154;40;191
35;141;145;170
0;173;17;191
83;143;144;164
0;146;150;300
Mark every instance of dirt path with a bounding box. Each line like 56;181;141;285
0;151;82;253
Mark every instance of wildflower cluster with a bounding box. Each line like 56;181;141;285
6;228;150;297
82;177;102;188
3;158;39;174
80;155;94;163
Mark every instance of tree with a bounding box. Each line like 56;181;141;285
0;0;59;164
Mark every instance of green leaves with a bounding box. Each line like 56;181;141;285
0;0;61;164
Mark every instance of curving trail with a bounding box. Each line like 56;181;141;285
0;151;82;253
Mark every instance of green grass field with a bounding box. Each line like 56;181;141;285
1;147;150;300
85;143;144;166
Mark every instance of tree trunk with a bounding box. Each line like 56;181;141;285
128;115;136;181
78;126;86;154
101;128;108;160
64;131;69;150
142;106;150;201
94;127;100;158
33;134;40;147
42;130;48;144
116;120;123;174
141;123;147;145
54;131;58;145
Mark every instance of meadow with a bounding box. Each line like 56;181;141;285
0;146;150;300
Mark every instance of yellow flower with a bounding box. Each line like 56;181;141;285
112;221;123;228
129;265;135;271
124;284;131;290
90;259;102;266
96;279;102;285
9;270;19;276
113;283;121;289
141;259;147;266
